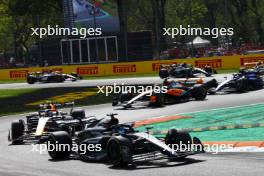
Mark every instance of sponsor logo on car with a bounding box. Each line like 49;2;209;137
240;57;264;66
152;62;178;71
9;70;29;79
113;64;136;73
195;59;222;68
77;67;99;75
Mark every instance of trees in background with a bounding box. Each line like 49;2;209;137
1;0;264;60
126;0;264;45
0;0;63;62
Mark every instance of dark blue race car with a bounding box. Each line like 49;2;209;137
210;70;263;93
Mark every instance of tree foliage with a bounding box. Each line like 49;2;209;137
1;0;264;60
0;0;63;60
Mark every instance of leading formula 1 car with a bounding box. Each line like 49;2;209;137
47;114;204;166
209;70;263;94
112;79;218;108
8;102;98;144
159;64;217;79
26;71;83;84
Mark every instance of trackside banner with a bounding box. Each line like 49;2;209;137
1;54;264;80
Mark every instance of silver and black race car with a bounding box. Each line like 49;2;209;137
8;102;97;144
46;114;204;166
26;71;83;84
159;64;216;79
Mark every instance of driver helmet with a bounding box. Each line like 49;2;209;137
47;104;57;112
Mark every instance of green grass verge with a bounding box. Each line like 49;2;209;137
0;89;39;98
216;68;238;74
0;80;25;84
0;87;113;117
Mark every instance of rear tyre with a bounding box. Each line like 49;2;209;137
191;85;207;100
150;93;165;107
165;129;192;153
59;76;66;83
27;77;36;84
236;78;248;92
71;109;86;119
10;120;25;144
159;69;169;79
47;131;72;160
120;93;133;103
112;97;119;106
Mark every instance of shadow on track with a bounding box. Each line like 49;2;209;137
108;158;205;170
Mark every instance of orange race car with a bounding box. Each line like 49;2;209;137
112;78;218;108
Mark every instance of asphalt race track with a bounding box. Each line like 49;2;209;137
0;74;231;90
0;75;264;176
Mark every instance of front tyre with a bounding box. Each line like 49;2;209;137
10;120;25;144
107;137;132;166
191;85;207;100
165;129;192;154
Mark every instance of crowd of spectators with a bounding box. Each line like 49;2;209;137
0;57;25;69
162;43;264;59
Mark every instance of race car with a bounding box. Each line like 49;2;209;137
8;102;98;144
159;63;216;79
112;79;217;108
26;71;83;84
242;61;264;76
209;70;263;94
47;114;204;166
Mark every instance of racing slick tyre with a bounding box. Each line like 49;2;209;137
202;79;218;90
192;137;205;153
48;131;72;160
58;124;72;135
191;85;207;100
236;78;248;92
120;93;133;103
156;93;165;106
165;129;192;153
58;76;66;83
112;97;119;106
107;136;132;166
27;77;36;84
159;69;169;79
71;109;86;119
249;77;264;90
10;120;25;144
